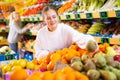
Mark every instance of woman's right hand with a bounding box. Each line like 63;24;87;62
26;23;34;29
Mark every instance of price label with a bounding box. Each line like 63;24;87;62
4;54;13;60
29;32;32;36
32;18;34;22
86;13;93;19
0;19;3;22
100;11;108;18
37;17;40;22
66;15;71;20
2;29;5;33
31;45;34;49
75;14;80;20
116;10;120;18
28;18;30;22
59;16;61;20
101;38;110;44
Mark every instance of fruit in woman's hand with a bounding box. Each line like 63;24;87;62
86;40;97;52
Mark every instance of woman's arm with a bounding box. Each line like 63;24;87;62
13;23;33;34
34;31;49;60
64;24;98;52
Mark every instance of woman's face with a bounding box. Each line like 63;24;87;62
13;13;20;21
43;9;59;31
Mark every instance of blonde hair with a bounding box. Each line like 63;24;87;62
42;6;58;17
9;11;21;26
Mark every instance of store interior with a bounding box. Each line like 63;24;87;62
0;0;120;80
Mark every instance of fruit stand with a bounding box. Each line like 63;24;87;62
0;0;120;80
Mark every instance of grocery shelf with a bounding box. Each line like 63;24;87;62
19;9;120;22
0;40;8;46
60;10;119;20
0;19;5;23
94;37;120;45
0;28;8;33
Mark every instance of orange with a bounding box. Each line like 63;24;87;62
47;60;55;71
26;71;42;80
32;59;38;65
75;71;89;80
50;53;61;60
40;71;53;80
69;44;79;51
45;53;51;64
53;70;66;80
39;62;47;70
10;69;28;80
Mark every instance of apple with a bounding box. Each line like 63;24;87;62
26;62;35;70
11;65;22;71
3;64;12;73
10;60;18;66
18;59;27;68
114;55;120;62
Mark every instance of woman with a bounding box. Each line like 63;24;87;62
34;6;98;60
7;11;33;53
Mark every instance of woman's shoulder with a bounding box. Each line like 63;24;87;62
37;26;47;33
59;23;71;28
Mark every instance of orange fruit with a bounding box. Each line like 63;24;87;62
10;69;28;80
26;71;42;80
50;53;61;60
40;71;53;80
54;70;66;80
47;60;55;71
39;62;47;70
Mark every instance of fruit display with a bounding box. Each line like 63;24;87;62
58;0;120;14
87;22;105;34
62;20;120;37
0;59;40;74
0;46;15;54
0;0;120;80
1;43;120;80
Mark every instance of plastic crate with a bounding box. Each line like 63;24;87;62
0;53;19;61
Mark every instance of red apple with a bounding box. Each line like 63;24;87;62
114;55;120;62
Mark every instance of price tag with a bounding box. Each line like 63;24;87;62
32;18;34;22
66;15;71;20
2;29;5;33
0;19;3;22
59;16;61;20
4;54;13;60
37;17;40;22
75;14;80;20
29;32;32;36
86;13;93;19
100;11;108;18
116;10;120;18
28;18;30;22
31;45;34;49
101;37;110;44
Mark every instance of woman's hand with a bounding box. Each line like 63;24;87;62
26;23;34;29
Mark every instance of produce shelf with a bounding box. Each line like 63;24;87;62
19;9;120;22
94;37;120;45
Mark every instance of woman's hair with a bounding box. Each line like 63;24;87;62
8;11;20;26
42;6;58;16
